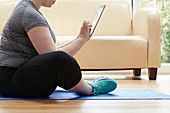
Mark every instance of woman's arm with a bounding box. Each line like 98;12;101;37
27;20;91;56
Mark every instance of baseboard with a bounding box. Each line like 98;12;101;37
154;63;170;75
82;63;170;78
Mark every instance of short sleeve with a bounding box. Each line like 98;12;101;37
22;6;48;32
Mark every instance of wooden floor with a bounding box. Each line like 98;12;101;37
0;74;170;113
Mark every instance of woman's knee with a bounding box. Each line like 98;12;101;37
51;51;82;89
52;51;80;69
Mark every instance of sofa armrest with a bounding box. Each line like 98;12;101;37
133;8;161;67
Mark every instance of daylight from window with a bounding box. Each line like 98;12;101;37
141;0;170;63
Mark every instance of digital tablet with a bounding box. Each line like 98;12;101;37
90;5;106;37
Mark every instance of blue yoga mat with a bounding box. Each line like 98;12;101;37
0;89;170;100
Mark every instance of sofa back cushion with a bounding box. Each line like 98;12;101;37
41;0;132;36
0;0;132;36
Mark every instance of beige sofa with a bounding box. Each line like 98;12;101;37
0;0;161;80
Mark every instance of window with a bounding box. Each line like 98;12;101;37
133;0;170;63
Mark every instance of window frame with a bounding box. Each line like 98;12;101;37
132;0;142;14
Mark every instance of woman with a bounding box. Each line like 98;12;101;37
0;0;117;98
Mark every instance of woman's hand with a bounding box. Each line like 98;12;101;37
78;20;92;42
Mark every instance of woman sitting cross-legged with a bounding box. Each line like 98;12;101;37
0;0;117;97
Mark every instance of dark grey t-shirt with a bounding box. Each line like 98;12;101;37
0;0;56;67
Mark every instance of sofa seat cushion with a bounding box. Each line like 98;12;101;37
56;36;147;69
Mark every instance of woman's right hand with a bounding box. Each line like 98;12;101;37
78;20;92;42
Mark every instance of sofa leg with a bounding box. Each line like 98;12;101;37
148;68;157;80
133;68;141;76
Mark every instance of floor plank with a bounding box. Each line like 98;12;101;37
0;75;170;113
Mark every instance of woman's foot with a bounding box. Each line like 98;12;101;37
87;77;117;95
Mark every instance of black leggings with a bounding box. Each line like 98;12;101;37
0;51;82;98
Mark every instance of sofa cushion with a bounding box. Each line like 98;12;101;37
41;0;132;36
56;36;147;69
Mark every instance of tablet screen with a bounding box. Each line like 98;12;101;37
90;5;106;37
